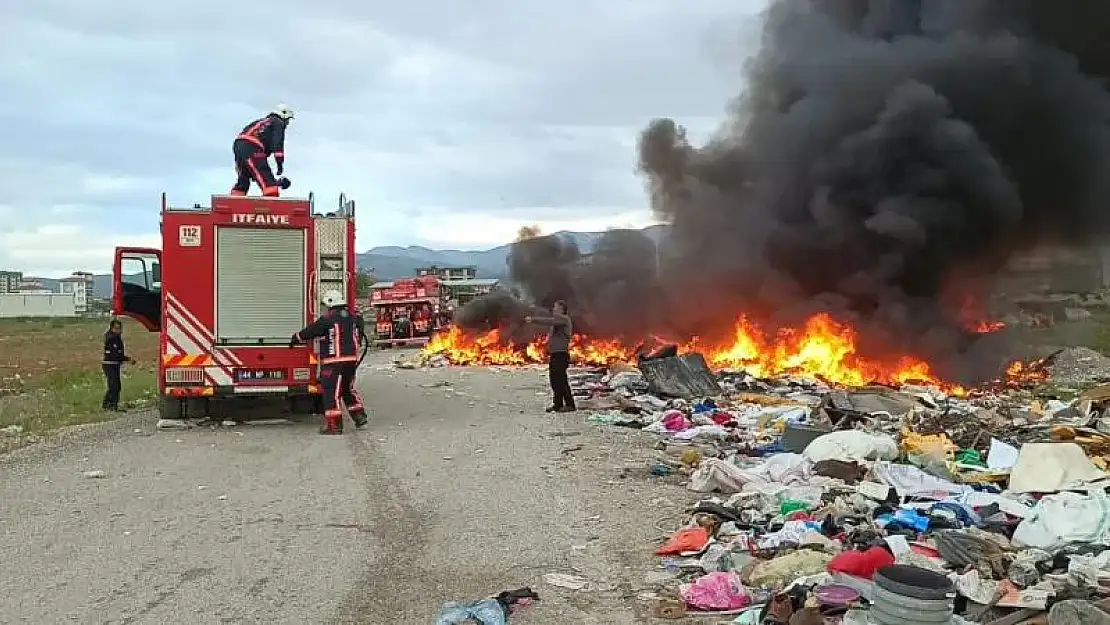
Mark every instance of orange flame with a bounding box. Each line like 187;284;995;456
423;313;974;393
1002;357;1050;386
958;295;1007;334
972;320;1007;333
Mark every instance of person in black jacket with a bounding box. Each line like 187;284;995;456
230;104;294;197
102;319;133;411
289;289;368;435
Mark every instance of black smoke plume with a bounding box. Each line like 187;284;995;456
461;0;1110;382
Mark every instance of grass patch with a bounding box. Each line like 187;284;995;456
0;317;159;435
0;368;158;434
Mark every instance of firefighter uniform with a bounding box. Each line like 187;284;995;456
230;105;293;197
290;304;367;434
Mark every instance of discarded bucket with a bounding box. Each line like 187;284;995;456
870;565;955;625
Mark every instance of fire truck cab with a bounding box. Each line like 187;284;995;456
112;193;357;419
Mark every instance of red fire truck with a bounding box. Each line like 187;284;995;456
369;276;443;347
112;193;357;419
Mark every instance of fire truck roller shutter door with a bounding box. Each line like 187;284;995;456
216;227;306;343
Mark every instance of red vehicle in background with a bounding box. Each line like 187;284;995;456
112;192;357;419
369;276;446;347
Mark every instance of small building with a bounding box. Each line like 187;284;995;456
0;271;21;294
0;293;76;318
416;265;478;282
59;271;95;313
17;279;51;294
440;278;500;305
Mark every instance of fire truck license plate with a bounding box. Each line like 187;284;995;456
235;368;284;381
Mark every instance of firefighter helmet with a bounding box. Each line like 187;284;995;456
322;289;344;307
272;104;295;120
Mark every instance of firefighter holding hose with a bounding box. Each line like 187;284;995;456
289;289;369;435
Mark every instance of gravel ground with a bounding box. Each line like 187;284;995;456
0;350;695;624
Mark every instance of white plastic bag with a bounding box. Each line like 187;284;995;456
802;430;898;463
1012;491;1110;551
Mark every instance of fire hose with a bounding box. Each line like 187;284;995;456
356;336;369;368
355;311;370;368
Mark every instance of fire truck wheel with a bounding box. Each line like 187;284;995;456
287;395;320;417
158;396;184;420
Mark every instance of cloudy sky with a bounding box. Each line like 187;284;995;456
0;0;764;278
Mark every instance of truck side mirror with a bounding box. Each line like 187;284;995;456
151;262;162;285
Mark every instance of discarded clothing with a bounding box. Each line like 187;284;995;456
826;546;895;580
680;571;751;611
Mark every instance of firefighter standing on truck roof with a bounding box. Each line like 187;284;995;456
230;104;294;198
289;289;369;435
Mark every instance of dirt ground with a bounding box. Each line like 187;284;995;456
0;317;160;435
0;317;159;387
0;349;701;624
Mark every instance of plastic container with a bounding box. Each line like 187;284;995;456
814;584;860;607
870;565;955;625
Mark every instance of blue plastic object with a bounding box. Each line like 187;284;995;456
877;509;930;532
436;599;507;625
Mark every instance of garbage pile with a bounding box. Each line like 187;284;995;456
571;350;1110;624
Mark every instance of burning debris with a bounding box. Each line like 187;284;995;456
448;0;1110;386
426;313;966;391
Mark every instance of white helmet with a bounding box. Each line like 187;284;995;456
272;104;295;121
322;289;345;307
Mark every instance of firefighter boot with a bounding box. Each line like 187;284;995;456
319;412;343;435
350;409;369;429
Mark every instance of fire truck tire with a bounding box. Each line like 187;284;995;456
185;397;209;419
158;396;184;420
287;394;320;416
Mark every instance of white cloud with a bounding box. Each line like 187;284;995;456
0;0;767;277
0;225;160;278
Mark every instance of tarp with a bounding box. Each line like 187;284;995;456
639;353;722;398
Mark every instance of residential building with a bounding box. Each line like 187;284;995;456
17;279;51;294
0;271;21;294
59;271;95;313
416;265;478;282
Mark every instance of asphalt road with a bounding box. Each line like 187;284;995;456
0;351;691;624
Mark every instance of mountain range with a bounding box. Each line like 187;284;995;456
35;225;668;298
354;224;667;282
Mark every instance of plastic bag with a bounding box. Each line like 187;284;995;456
1013;491;1110;551
436;599;507;625
656;527;711;556
803;431;898;463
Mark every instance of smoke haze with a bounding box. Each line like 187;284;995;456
460;0;1110;382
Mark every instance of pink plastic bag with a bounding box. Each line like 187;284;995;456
661;410;691;431
680;571;751;611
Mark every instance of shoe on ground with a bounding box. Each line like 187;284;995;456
544;406;558;413
319;427;342;435
352;416;368;429
557;406;577;413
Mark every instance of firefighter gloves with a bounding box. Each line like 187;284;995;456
289;334;299;348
